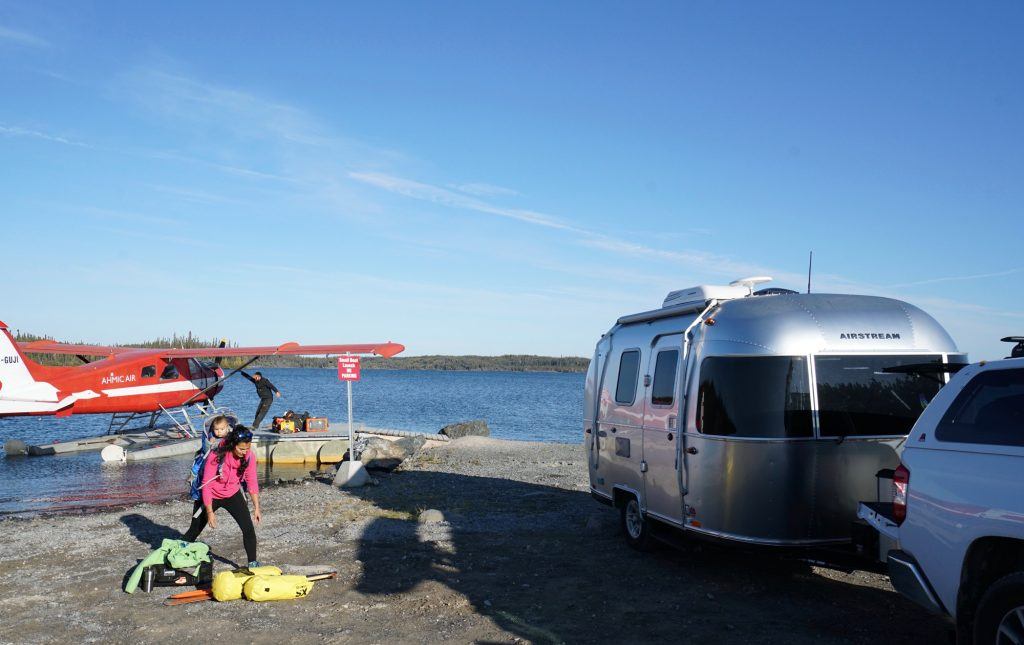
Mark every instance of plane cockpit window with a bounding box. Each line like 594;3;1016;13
160;364;179;380
141;365;156;378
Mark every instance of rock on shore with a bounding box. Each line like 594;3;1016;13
439;419;489;439
357;435;426;472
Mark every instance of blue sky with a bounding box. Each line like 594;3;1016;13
1;1;1021;359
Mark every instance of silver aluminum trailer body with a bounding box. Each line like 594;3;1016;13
586;288;962;547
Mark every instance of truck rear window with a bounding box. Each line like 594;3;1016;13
697;356;812;438
936;368;1024;446
815;355;943;438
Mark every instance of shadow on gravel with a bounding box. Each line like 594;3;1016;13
348;470;951;645
121;513;184;550
120;512;239;568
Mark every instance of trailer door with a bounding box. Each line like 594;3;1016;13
642;334;683;524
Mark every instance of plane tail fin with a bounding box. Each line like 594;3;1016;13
0;322;42;393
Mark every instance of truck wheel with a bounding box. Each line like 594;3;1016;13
973;571;1024;645
620;496;652;551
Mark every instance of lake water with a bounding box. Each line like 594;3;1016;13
0;369;585;516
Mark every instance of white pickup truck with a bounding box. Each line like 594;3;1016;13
858;352;1024;644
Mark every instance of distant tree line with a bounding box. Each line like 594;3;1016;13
12;331;590;373
254;354;590;372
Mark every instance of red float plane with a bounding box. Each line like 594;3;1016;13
0;320;404;418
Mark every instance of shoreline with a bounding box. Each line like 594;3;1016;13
0;436;584;519
0;436;948;644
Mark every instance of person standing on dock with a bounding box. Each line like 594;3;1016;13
241;370;281;430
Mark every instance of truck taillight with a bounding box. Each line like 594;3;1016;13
893;464;910;525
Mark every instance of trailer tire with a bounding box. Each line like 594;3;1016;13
620;496;653;551
973;571;1024;645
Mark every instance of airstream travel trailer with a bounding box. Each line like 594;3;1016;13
585;278;965;549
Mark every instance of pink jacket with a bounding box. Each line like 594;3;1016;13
201;450;259;507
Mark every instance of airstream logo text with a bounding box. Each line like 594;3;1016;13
101;372;137;385
839;332;901;340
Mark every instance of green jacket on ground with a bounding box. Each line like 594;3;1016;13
124;538;211;593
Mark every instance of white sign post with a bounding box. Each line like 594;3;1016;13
337;355;361;462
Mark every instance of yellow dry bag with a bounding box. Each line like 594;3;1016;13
211;566;282;601
242;574;314;602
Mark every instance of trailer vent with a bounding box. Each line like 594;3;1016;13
662;284;750;309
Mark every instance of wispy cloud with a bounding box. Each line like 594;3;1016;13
349;171;576;231
350;169;813;283
0;124;87;147
899;294;1024;321
149;184;253;206
120;66;407;163
120;68;328;146
100;227;215;249
146;150;297;183
575;235;809;283
113;64;409;210
0;25;49;48
82;206;181;227
450;182;520;198
886;267;1024;289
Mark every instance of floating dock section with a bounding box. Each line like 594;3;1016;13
12;427;190;457
250;426;449;465
9;423;448;466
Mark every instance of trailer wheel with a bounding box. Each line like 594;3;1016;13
620;496;652;551
973;571;1024;645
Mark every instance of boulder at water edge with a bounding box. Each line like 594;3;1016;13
393;435;427;454
439;419;490;439
359;436;424;472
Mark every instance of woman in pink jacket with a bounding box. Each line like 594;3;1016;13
183;426;263;567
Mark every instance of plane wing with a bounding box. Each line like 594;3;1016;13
20;341;406;359
158;342;406;359
19;341;140;356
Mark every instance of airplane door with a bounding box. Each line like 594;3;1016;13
642;335;683;525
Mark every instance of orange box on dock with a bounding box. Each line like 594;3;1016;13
305;417;329;432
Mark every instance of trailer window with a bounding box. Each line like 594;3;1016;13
697;357;812;438
651;350;678;406
615;350;641;405
935;369;1024;446
815;355;943;438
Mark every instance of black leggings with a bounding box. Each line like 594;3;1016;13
184;491;257;563
253;397;273;430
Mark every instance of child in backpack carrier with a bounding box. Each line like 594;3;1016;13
183;425;262;568
188;414;235;501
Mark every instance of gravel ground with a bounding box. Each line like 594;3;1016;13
0;437;952;644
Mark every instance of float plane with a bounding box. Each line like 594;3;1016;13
0;320;403;424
